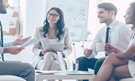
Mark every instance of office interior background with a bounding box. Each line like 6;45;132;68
3;0;135;70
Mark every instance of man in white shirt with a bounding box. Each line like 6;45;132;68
76;2;130;78
0;0;35;81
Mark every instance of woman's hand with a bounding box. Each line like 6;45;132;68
105;43;116;55
41;48;50;54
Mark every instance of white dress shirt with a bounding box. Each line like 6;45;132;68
87;19;131;59
0;17;13;54
0;42;13;54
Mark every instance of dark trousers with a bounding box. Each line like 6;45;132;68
94;59;105;75
76;57;98;81
0;61;35;81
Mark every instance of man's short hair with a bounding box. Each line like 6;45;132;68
97;2;117;17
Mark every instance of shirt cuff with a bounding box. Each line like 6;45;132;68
4;42;13;47
0;47;4;54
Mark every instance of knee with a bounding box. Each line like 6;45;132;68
105;54;116;63
76;57;86;63
51;60;61;70
23;63;35;74
52;60;59;66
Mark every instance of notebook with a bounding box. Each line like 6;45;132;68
46;43;64;51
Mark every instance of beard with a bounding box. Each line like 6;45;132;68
100;19;110;23
0;4;7;14
100;15;111;23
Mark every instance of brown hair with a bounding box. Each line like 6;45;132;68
97;2;117;17
43;7;65;40
130;2;135;30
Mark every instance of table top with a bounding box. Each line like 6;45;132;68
36;71;95;80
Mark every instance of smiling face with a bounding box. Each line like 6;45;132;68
97;8;113;24
124;7;133;25
0;0;9;14
47;9;60;24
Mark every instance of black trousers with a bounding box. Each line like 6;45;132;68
94;59;105;75
76;57;105;81
76;57;98;81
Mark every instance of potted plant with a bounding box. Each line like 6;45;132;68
87;30;92;38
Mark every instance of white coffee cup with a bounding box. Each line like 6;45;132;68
96;42;105;52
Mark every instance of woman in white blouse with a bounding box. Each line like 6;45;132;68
94;2;135;81
32;7;72;71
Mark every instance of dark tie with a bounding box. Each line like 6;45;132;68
0;21;4;61
105;27;110;56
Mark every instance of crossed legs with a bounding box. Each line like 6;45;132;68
36;52;61;70
94;54;132;81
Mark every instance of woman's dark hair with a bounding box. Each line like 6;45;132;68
42;7;65;40
97;2;117;17
130;2;135;29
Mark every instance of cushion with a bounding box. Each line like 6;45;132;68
0;75;26;81
120;78;135;81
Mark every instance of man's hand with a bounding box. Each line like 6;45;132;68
13;36;31;46
4;46;24;55
84;48;93;57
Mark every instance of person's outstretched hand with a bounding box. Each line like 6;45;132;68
4;46;24;55
13;36;31;46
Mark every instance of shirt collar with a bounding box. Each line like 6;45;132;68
106;19;118;29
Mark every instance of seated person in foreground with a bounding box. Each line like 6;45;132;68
0;0;35;81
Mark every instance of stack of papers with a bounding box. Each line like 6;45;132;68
36;70;61;74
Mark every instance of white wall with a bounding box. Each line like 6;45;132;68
19;0;46;63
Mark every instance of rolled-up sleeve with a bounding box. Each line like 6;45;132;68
0;42;13;54
4;42;13;47
0;47;4;54
86;30;102;59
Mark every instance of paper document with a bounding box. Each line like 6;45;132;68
36;70;61;74
19;38;45;48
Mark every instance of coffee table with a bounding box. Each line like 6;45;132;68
36;71;95;81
